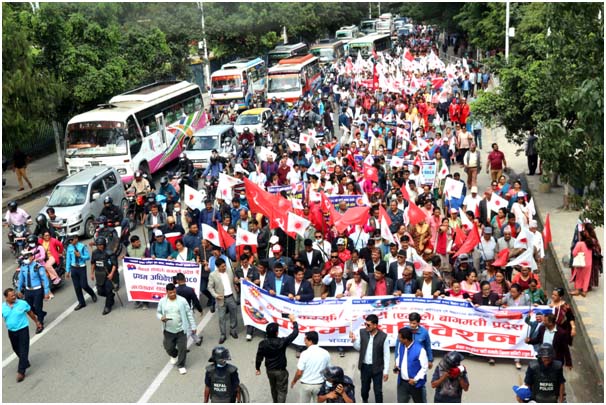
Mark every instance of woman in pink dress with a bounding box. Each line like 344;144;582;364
571;232;593;297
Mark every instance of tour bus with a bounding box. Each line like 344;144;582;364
210;57;267;111
266;54;322;103
359;19;378;35
267;42;309;67
310;40;345;65
64;81;206;183
348;33;392;59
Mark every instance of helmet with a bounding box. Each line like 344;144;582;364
180;152;187;160
537;343;555;359
243;127;250;133
275;112;283;119
209;346;231;366
280;97;285;102
443;351;464;369
322;366;344;382
241;151;250;160
160;176;169;186
103;196;113;205
225;138;232;146
134;170;142;178
273;124;280;132
95;237;107;246
315;119;321;125
97;215;108;224
27;235;38;245
272;96;277;101
146;192;157;202
8;201;17;211
36;214;48;226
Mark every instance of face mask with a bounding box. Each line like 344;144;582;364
99;224;105;229
22;259;31;265
28;243;36;248
174;207;181;212
325;381;333;388
216;362;226;368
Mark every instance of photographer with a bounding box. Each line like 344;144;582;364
430;351;470;403
317;366;355;403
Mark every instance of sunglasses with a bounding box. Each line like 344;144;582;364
331;256;339;259
364;322;374;327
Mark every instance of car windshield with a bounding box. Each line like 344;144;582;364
186;136;220;151
361;22;375;30
48;185;88;207
236;115;260;125
268;74;301;93
211;75;242;94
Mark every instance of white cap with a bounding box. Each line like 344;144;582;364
470;186;478;194
269;235;279;245
529;220;538;228
153;229;163;237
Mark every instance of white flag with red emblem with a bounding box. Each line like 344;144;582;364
380;215;395;245
259;147;277;162
489;193;508;213
513;227;535;249
391;156;404;168
299;132;311;145
286;139;301;152
291;199;304;210
437;162;449;179
236;227;258;246
364;154;375;166
444;177;464;199
412;255;429;278
459;208;473;232
184;184;205;210
309;189;321;202
287;211;310;237
506;247;537;270
216;173;241;203
201;223;221;247
416;137;430;153
527;197;536;219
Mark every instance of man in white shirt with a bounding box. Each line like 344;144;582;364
529;220;545;271
248;167;267;189
394;327;428;403
290;331;331;403
462;186;481;215
474;226;497;271
313;231;332;262
286;164;302;185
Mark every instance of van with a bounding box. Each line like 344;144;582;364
184;124;236;170
40;166;127;238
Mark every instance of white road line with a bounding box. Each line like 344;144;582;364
137;310;214;403
2;299;80;368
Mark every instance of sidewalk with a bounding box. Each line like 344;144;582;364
2;152;66;210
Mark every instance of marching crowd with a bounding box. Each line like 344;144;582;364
3;24;602;404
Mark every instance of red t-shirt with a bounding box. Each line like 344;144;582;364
487;150;506;170
374;278;387;296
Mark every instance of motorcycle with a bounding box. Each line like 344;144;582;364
125;190;143;231
204;175;218;200
12;254;66;292
8;223;31;257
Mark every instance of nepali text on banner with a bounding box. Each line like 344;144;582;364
267;182;305;200
122;257;202;302
240;279;542;359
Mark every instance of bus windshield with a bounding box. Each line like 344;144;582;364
336;31;351;39
211;75;242;94
268;53;290;66
311;48;335;59
268;74;301;92
66;122;128;156
350;43;371;57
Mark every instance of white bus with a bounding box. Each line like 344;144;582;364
267;42;309;67
210;57;267;111
65;81;206;183
310;40;345;65
267;54;322;103
348;33;392;59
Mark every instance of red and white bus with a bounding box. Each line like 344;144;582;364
266;54;322;103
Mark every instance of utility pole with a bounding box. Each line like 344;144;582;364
197;2;210;94
369;2;372;19
505;1;510;63
377;2;381;16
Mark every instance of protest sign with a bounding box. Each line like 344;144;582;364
123;257;202;302
328;195;366;208
240;279;541;359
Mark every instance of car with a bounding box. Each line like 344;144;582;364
40;166;127;238
234;108;272;135
184;124;236;169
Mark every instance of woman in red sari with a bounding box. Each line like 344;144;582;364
571;232;593;297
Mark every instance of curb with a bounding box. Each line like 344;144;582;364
2;175;66;211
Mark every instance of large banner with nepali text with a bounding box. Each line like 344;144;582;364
123;257;202;302
240;280;543;359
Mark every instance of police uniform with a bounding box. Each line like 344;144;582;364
16;260;50;327
205;363;240;403
91;247;117;312
524;359;565;403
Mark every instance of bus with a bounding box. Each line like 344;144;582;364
348;33;392;59
310;40;345;65
359;19;378;35
267;54;322;103
267;42;309;67
335;25;360;41
210;57;267;111
65;81;206;183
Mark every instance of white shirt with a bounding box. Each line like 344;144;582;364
219;271;233;296
543;326;557;346
399;342;428;382
421;280;433;298
511;203;529;227
297;344;331;384
477;236;497;261
462;194;482;213
322;275;345;296
531;230;545;259
352;330;390;375
286;170;301;185
313;240;332;261
259;272;267;289
248;171;267;188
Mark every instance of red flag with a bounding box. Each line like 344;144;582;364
269;194;292;230
413;154;423;169
543;214;552;250
378;204;392;227
243;178;273;219
216;221;235;249
491;249;510;267
404;48;414;62
453;227;466;249
453;224;481;258
334;206;370;234
400;183;411;202
308;201;326;234
431;77;445;90
407;201;426;226
363;164;378;183
372;48;378;61
320;191;340;225
372;63;378;91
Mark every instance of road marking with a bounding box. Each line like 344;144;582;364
2;299;80;368
137;310;214;403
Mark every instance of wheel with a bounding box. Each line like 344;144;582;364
120;197;129;219
12;270;19;289
84;218;96;239
237;383;250;403
128;211;137;232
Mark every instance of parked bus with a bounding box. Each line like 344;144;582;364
359;19;378;35
267;54;321;103
348;33;392;59
310;39;345;65
65;81;206;183
267;42;309;67
376;15;394;35
210;57;267;111
335;25;360;41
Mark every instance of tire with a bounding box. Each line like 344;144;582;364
84;218;96;239
237;383;250;403
128;210;137;232
12;270;19;289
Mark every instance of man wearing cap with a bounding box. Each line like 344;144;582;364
150;230;173;259
462;186;481;215
16;250;50;333
268;244;294;275
65;234;97;311
393;263;420;296
477;187;493;227
263;262;295;298
417;266;445;298
474;227;497;271
298;239;324;274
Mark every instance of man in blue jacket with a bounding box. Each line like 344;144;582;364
65;234;97;310
394;327;429;403
288;268;314;302
395;312;434;372
262;263;295;297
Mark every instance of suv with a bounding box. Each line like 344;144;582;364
185;124;236;169
40;166;127;238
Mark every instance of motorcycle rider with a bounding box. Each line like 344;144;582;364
238;150;257;173
130;170;152;196
277;97;288;114
16;249;50;333
101;196;126;229
204;346;242;403
90;237;118;315
238;127;255;145
5;201;32;248
202;150;224;179
317;365;356;403
178;153;195;189
268;96;279;112
284;103;296;122
158;176;179;216
91;215;120;255
33;213;56;239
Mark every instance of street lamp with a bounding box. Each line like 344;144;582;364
197;2;210;94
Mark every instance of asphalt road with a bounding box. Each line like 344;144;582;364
1;121;580;403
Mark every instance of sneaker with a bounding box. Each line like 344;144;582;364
52;278;62;285
246;334;252;341
134;302;143;309
339;351;345;358
178;367;187;375
515;361;522;370
488;358;496;365
170;357;178;365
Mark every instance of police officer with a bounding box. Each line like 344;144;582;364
523;343;566;403
158;176;179;216
178;153;195;188
16;250;50;333
65;234;97;310
317;365;356;403
204;346;241;403
90;237;118;315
